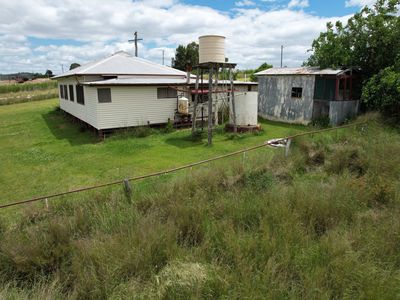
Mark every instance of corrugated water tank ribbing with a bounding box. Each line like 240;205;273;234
199;35;225;64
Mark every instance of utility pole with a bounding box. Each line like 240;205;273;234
61;64;64;73
280;45;284;68
162;50;165;65
128;31;143;57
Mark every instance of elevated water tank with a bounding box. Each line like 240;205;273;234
199;35;225;64
230;92;258;126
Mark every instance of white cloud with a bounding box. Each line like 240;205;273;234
288;0;309;9
235;0;256;7
0;0;348;74
345;0;375;7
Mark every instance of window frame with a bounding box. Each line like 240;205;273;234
97;88;112;103
291;87;303;99
59;85;64;99
63;85;69;100
69;85;75;102
157;87;177;99
76;84;85;105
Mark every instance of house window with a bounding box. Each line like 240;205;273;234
59;85;64;99
97;88;112;103
63;85;69;100
157;87;177;99
291;87;303;98
76;85;85;105
69;85;74;102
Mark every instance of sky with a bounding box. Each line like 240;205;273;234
0;0;376;74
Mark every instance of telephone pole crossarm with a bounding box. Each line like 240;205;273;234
128;31;143;57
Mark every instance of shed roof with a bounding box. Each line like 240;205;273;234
53;51;188;79
255;67;348;76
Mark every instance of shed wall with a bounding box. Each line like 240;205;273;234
258;75;315;124
329;100;360;125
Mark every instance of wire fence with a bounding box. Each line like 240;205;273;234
0;121;367;210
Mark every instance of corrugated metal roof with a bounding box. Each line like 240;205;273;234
255;67;347;76
84;77;258;86
53;51;188;79
85;77;188;85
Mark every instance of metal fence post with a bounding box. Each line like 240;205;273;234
285;139;292;157
123;179;132;202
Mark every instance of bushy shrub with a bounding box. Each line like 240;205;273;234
163;119;175;134
311;115;331;128
362;58;400;123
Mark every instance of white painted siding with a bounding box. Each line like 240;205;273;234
58;78;258;130
58;77;98;128
96;86;177;129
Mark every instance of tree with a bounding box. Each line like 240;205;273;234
305;0;400;78
45;69;53;77
305;21;351;69
173;42;199;71
69;63;81;70
362;55;400;122
250;62;273;82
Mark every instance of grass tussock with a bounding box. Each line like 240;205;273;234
0;114;399;298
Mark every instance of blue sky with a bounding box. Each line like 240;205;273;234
0;0;374;74
184;0;362;16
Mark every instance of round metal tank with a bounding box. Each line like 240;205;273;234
230;92;258;126
178;96;189;115
199;35;225;64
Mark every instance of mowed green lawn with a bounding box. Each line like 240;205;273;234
0;99;306;204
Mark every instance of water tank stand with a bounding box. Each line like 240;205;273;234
192;62;237;145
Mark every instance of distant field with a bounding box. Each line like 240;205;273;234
0;80;58;105
0;99;306;205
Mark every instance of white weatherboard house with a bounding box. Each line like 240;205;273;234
54;51;257;131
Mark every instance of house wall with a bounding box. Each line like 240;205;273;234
58;78;258;130
329;100;360;125
258;75;315;124
58;77;98;128
96;86;177;129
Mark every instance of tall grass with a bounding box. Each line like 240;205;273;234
0;81;57;94
0;114;399;298
0;91;58;106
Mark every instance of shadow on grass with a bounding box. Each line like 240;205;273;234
42;107;99;146
164;132;206;148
